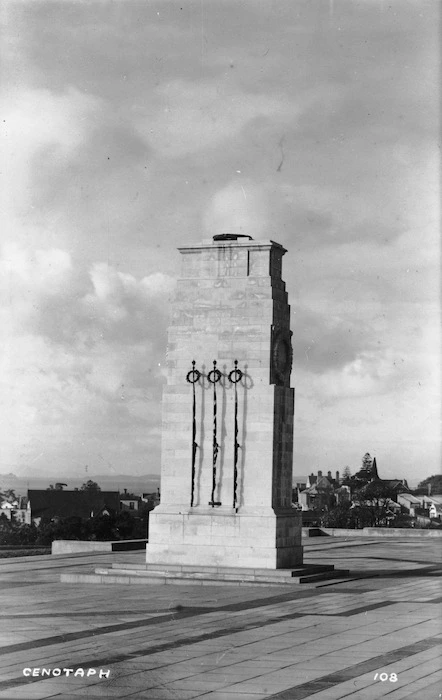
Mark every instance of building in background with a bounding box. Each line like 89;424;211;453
27;490;121;526
120;489;142;512
0;496;31;525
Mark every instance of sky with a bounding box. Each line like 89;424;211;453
0;0;439;486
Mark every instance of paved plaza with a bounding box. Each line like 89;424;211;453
0;536;441;699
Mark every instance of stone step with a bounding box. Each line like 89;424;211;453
110;562;336;577
96;567;314;583
61;564;349;587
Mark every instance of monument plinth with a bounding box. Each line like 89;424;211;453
146;235;303;569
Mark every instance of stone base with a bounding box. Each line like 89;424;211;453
146;506;303;569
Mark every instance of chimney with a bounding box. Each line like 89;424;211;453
428;483;432;497
336;471;340;483
318;470;322;477
124;488;127;495
327;471;332;479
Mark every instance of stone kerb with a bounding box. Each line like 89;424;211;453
319;527;442;538
52;540;148;555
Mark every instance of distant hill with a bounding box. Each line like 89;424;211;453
0;473;160;496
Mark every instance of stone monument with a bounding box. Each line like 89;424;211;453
146;234;303;569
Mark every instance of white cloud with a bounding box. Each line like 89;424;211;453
0;243;175;472
134;79;281;157
1;243;72;292
203;179;270;237
1;86;98;155
0;86;101;221
309;350;398;401
134;78;343;159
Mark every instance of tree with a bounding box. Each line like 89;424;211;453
320;502;354;528
114;511;136;539
37;515;89;544
354;480;397;527
415;475;442;495
87;513;117;540
351;453;376;489
0;516;38;545
341;466;352;484
80;480;101;493
36;517;59;545
1;489;17;503
0;513;13;541
361;452;373;473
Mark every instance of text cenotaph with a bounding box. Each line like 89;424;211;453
146;234;303;569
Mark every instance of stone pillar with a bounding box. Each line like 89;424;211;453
146;236;303;568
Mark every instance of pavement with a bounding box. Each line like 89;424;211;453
0;536;441;700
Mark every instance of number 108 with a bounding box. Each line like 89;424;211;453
374;673;398;682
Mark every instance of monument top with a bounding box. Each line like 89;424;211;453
180;235;287;254
213;233;253;241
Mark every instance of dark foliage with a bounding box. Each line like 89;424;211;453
80;480;102;492
320;502;357;528
353;480;398;527
35;509;148;544
415;474;442;494
0;515;39;545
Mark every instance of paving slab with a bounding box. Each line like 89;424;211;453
0;536;440;699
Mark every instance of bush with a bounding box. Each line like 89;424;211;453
0;516;38;545
320;503;363;529
34;510;147;544
392;514;415;528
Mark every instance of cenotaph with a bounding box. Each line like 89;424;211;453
146;234;303;569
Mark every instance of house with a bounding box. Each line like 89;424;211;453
298;476;336;512
13;496;31;525
306;473;318;488
305;470;340;488
142;491;161;509
386;500;402;516
120;489;142;512
421;494;442;511
423;495;442;521
27;490;121;526
429;503;442;521
397;493;422;517
0;496;31;525
0;500;14;521
380;479;411;497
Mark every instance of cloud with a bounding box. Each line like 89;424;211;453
133;79;281;158
203;179;271;237
1;244;72;291
0;243;175;473
292;308;373;373
80;263;175;346
1;86;101;220
308;349;399;402
134;76;345;159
